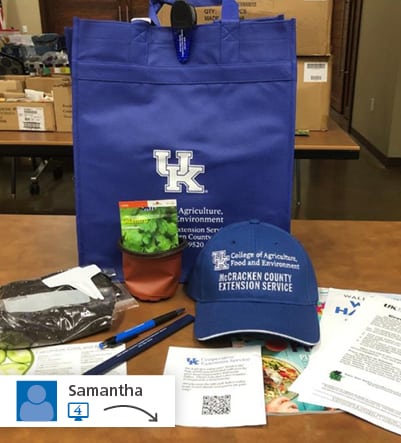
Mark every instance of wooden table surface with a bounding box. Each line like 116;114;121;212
0;131;73;146
1;215;399;442
294;120;360;158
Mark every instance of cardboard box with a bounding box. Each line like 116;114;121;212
296;57;332;131
0;79;25;93
0;75;29;89
0;102;56;131
0;75;28;81
53;81;72;132
158;0;332;55
1;91;25;100
25;76;70;94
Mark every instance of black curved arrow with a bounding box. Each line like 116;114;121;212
103;404;158;422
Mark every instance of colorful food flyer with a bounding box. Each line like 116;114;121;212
232;289;337;415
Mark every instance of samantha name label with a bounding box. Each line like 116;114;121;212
0;375;175;427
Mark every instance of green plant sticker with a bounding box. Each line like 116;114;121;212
329;370;342;381
119;199;179;254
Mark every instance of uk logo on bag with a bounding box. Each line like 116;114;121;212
154;150;205;193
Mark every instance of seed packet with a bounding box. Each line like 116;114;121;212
119;199;179;253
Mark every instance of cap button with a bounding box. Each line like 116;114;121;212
249;219;260;224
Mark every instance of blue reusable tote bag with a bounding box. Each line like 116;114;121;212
71;0;297;282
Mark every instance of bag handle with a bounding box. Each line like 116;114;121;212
148;0;239;25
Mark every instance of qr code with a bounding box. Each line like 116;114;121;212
201;395;231;415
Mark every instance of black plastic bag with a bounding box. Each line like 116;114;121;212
0;270;118;349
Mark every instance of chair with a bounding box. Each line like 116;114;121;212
0;52;26;198
0;51;63;196
29;157;64;195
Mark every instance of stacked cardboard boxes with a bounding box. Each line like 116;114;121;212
239;0;333;130
296;56;332;131
158;0;333;130
0;75;71;132
52;80;72;132
0;76;56;131
275;0;333;131
25;75;72;132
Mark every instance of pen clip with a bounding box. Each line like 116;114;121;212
170;0;197;64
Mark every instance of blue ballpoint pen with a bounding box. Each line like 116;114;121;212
99;307;185;349
85;314;194;375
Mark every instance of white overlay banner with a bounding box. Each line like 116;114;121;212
0;375;175;427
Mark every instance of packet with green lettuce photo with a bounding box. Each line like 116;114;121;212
119;199;179;254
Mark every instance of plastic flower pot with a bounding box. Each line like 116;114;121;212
119;238;187;301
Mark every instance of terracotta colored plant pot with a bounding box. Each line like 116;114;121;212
119;238;187;301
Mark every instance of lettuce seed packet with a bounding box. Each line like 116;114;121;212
119;199;179;254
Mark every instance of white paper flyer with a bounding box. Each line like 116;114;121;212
293;294;401;436
163;345;266;427
0;342;127;376
290;287;368;401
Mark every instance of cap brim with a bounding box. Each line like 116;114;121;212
194;300;320;345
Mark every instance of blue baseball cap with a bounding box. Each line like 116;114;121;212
186;220;320;345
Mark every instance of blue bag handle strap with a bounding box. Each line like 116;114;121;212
148;0;239;25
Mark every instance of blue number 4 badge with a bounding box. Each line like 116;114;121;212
68;402;89;422
17;381;57;422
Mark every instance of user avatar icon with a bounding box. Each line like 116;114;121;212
17;381;57;422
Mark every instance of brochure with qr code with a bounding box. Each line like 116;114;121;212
163;346;266;427
232;288;339;415
119;199;179;254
